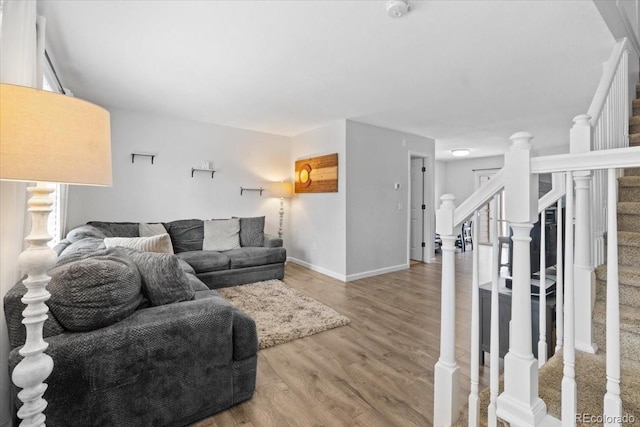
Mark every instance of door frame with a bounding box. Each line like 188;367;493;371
407;151;435;263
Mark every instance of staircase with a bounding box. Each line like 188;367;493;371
535;87;640;425
453;88;640;427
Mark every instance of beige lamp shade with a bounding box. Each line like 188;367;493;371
0;83;112;185
271;181;293;199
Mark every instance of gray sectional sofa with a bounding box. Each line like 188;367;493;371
4;217;286;426
84;217;287;288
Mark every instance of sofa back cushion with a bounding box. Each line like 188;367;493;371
164;219;204;253
139;222;168;237
120;248;195;306
203;218;241;251
87;221;139;238
236;216;265;247
47;248;143;332
104;234;174;255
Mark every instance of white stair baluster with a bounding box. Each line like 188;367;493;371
539;209;548;367
468;210;480;427
555;198;564;353
562;171;577;427
487;196;500;427
603;168;622;426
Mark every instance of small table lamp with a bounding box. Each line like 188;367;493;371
0;83;112;425
270;181;292;238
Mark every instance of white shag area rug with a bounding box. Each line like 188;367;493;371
217;279;351;350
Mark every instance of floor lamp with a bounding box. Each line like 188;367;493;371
270;181;292;238
0;83;112;425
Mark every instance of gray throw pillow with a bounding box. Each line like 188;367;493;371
66;225;107;243
57;237;107;265
47;248;143;332
237;216;265;247
139;222;167;237
120;248;195;306
203;218;241;251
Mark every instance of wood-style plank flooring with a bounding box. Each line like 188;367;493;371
194;251;490;426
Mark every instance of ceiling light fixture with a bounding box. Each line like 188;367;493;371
386;0;409;18
451;149;471;157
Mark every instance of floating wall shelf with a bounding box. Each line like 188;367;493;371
191;168;216;178
131;153;156;164
240;187;264;196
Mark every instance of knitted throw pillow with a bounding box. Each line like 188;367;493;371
104;233;174;254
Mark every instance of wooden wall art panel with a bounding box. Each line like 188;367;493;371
294;153;338;193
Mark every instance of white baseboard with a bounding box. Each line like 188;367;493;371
286;257;347;282
345;263;409;281
287;257;409;282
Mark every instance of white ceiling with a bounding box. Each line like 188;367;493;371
38;0;615;160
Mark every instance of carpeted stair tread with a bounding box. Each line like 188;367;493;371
625;167;640;176
630;116;640;125
455;352;640;426
618;202;640;232
594;300;640;336
595;264;640;307
538;351;640;426
594;317;640;362
630;133;640;145
618;201;640;214
619;231;640;247
595;263;640;288
619;176;640;187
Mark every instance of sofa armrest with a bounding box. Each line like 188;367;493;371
9;296;255;425
263;234;283;248
195;290;258;359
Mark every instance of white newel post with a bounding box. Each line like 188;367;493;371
497;132;549;426
570;114;597;353
434;194;461;426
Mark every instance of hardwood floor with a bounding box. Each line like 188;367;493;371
194;251;490;426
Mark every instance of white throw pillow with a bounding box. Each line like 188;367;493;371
104;233;174;254
139;222;167;237
203;218;240;251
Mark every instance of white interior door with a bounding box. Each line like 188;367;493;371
410;157;425;261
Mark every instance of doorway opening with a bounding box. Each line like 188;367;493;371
408;154;433;263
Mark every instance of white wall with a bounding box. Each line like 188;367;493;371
434;160;446;208
289;121;347;280
0;183;26;427
442;155;504;204
345;121;435;278
67;108;292;242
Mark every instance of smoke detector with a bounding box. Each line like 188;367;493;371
386;0;409;18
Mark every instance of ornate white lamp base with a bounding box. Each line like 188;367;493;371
278;197;284;238
12;184;56;426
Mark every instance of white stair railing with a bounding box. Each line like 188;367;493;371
588;38;629;269
434;36;639;427
434;138;640;426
